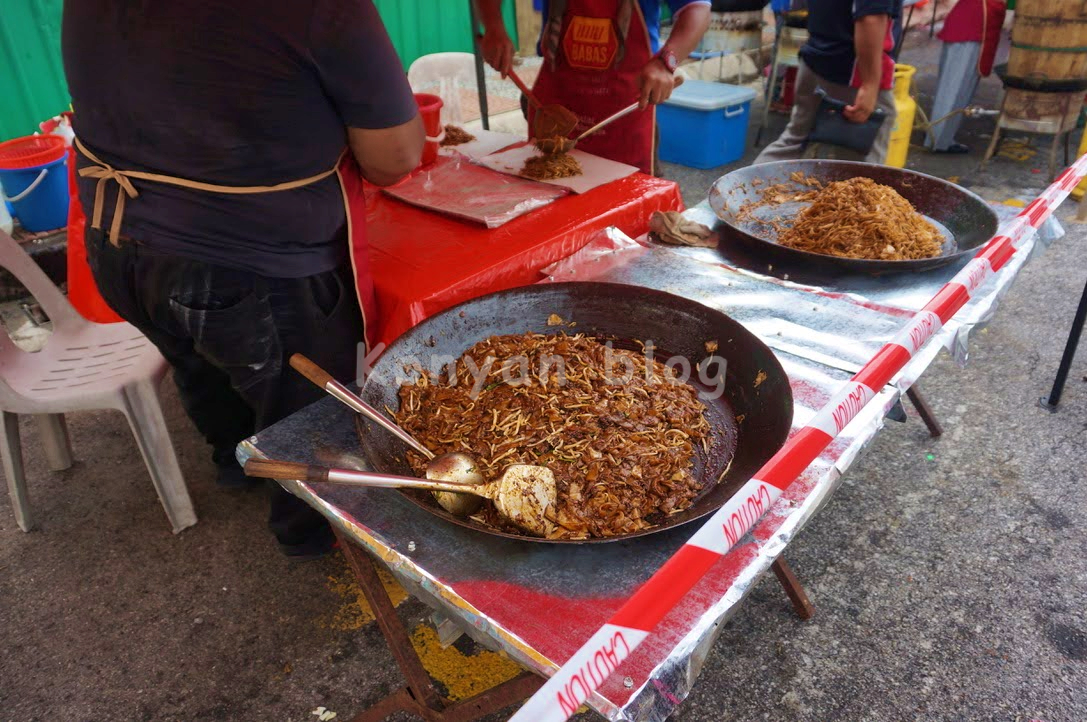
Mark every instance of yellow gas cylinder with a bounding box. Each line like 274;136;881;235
885;64;917;168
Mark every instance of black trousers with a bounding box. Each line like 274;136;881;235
85;229;364;549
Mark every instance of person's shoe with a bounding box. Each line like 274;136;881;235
280;533;339;562
213;446;262;490
216;461;262;490
934;142;970;154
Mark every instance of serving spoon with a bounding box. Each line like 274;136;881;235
533;76;684;156
244;458;557;536
288;354;549;519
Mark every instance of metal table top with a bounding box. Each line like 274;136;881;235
240;209;1057;720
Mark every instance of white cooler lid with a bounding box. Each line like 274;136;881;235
664;79;758;110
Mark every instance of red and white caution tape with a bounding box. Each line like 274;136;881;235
511;154;1087;722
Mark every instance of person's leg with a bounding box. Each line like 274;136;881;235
867;85;899;164
753;60;825;164
926;41;981;151
85;230;257;488
261;261;365;556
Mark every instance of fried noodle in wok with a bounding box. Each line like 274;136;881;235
393;332;711;539
777;177;944;260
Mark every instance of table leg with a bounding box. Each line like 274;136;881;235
756;18;783;147
336;531;543;721
906;386;943;437
771;557;814;620
338;533;446;712
1040;276;1087;411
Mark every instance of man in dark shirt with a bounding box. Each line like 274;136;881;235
63;0;423;558
755;0;898;164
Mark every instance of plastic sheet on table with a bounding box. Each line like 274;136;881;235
543;227;905;374
382;155;568;228
671;201;1063;369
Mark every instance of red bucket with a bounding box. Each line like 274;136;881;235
414;93;443;168
0;135;66;170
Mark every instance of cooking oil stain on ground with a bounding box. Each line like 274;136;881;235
409;624;522;701
319;556;408;631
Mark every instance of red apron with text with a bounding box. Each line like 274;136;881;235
532;0;656;173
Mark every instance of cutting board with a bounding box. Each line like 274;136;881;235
439;128;521;161
476;142;639;194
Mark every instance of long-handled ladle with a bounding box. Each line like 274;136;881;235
245;458;556;536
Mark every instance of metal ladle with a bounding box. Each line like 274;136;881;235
505;67;579;141
244;458;557;537
533;76;685;156
289;354;556;521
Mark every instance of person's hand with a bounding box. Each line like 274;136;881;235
638;59;675;110
844;84;878;123
480;29;514;77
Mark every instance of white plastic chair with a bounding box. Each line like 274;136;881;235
0;230;195;533
407;51;478;125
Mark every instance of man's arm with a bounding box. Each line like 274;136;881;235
844;13;889;123
476;0;514;77
311;0;424;185
639;3;711;108
348;118;424;187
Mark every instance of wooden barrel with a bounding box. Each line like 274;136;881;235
1008;0;1087;82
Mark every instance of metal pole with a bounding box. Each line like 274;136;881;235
469;0;491;130
756;12;784;147
1040;276;1087;411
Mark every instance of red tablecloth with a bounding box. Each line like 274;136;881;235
365;173;684;346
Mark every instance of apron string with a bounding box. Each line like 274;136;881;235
74;137;343;245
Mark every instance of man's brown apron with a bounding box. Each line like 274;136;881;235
74;137;377;350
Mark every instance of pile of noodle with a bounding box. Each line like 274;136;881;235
777;177;943;260
521;153;583;180
440;125;476;146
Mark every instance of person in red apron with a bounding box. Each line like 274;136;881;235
926;0;1006;153
477;0;711;175
62;0;423;559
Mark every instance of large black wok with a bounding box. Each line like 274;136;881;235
709;159;999;274
354;282;793;544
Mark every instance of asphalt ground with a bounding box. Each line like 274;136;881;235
2;30;1086;722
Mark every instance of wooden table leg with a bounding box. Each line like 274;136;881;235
905;385;943;438
772;557;815;620
335;531;543;722
338;533;445;712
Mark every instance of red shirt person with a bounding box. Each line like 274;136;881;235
477;0;711;175
926;0;1006;153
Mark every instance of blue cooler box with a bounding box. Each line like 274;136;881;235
658;80;758;169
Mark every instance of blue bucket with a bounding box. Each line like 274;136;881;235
0;152;70;232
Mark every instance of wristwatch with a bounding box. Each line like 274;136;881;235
655;47;678;74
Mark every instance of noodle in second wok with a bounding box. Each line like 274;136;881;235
777;177;944;260
393;332;711;539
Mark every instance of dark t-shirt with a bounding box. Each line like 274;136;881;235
62;0;417;277
800;0;899;86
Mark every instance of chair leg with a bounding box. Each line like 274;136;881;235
35;414;73;471
121;379;196;533
1;411;33;531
